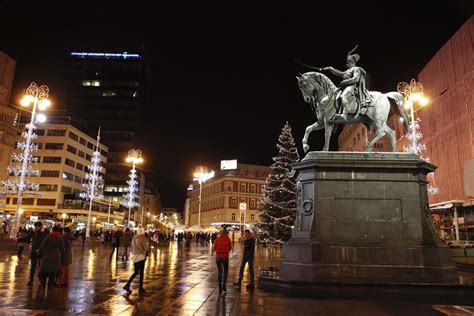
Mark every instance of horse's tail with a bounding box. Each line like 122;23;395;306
386;92;409;131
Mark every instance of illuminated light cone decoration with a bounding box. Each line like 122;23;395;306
80;128;104;237
3;83;51;239
121;149;143;228
257;122;300;244
397;79;439;195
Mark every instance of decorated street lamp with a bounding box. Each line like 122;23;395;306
62;213;67;226
193;165;215;227
121;149;143;227
3;83;51;239
397;79;439;195
80;128;104;237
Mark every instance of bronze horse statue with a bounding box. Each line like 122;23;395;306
297;71;409;152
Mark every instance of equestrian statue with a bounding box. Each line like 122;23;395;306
297;45;409;153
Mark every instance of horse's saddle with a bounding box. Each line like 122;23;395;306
336;90;372;116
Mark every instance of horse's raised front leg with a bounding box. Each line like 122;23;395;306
323;123;333;151
302;121;323;153
365;123;386;152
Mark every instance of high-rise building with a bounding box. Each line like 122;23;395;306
63;50;150;199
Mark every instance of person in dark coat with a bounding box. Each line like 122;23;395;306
56;227;74;287
17;221;49;286
37;226;65;289
110;228;122;259
122;228;132;260
233;229;256;289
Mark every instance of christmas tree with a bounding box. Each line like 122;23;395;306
257;122;299;244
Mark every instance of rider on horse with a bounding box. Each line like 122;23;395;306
323;45;371;121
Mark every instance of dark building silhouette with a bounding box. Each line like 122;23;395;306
63;48;150;201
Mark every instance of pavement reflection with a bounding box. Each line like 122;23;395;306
0;239;472;315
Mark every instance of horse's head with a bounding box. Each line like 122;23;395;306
296;72;335;106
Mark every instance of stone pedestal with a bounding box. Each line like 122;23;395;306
280;152;458;284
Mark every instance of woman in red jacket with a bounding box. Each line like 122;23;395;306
213;227;232;294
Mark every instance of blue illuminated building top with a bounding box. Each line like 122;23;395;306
69;51;141;60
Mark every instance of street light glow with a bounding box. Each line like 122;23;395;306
419;96;429;106
62;213;67;219
36;113;47;123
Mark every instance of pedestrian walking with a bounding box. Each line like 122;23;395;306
17;221;49;286
234;229;255;289
56;227;74;287
123;227;149;295
110;228;122;259
37;226;65;289
81;230;86;246
16;227;28;259
122;228;132;260
213;227;232;294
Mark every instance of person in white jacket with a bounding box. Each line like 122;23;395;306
123;227;149;295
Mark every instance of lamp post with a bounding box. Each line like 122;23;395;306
62;213;67;227
122;149;143;228
397;79;438;195
6;83;51;239
193;165;215;227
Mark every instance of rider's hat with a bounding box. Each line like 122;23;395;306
347;45;360;63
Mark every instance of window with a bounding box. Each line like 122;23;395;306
76;162;84;171
6;197;10;204
85;154;92;161
45;143;63;150
39;184;58;191
240;183;247;192
224;182;233;192
250;184;257;193
250;199;256;208
87;142;94;149
68;131;79;141
67;145;77;154
37;199;56;206
74;175;82;184
43;156;61;163
65;158;75;167
36;129;45;136
41;170;60;177
78;150;85;158
231;213;236;221
63;171;73;181
230;197;237;207
79;138;86;145
102;91;116;97
22;198;34;205
37;143;43;149
100;149;108;157
147;198;150;204
61;186;72;194
251;214;255;221
47;129;66;136
241;214;245;222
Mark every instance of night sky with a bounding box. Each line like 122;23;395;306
1;1;472;209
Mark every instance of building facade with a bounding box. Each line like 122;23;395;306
3;123;123;228
0;51;20;182
187;163;270;227
63;50;150;197
416;16;473;205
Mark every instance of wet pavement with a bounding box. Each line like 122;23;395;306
0;239;473;315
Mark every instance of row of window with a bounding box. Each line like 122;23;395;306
199;181;264;197
39;170;84;184
191;196;258;213
68;131;108;156
231;213;255;222
5;197;56;206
